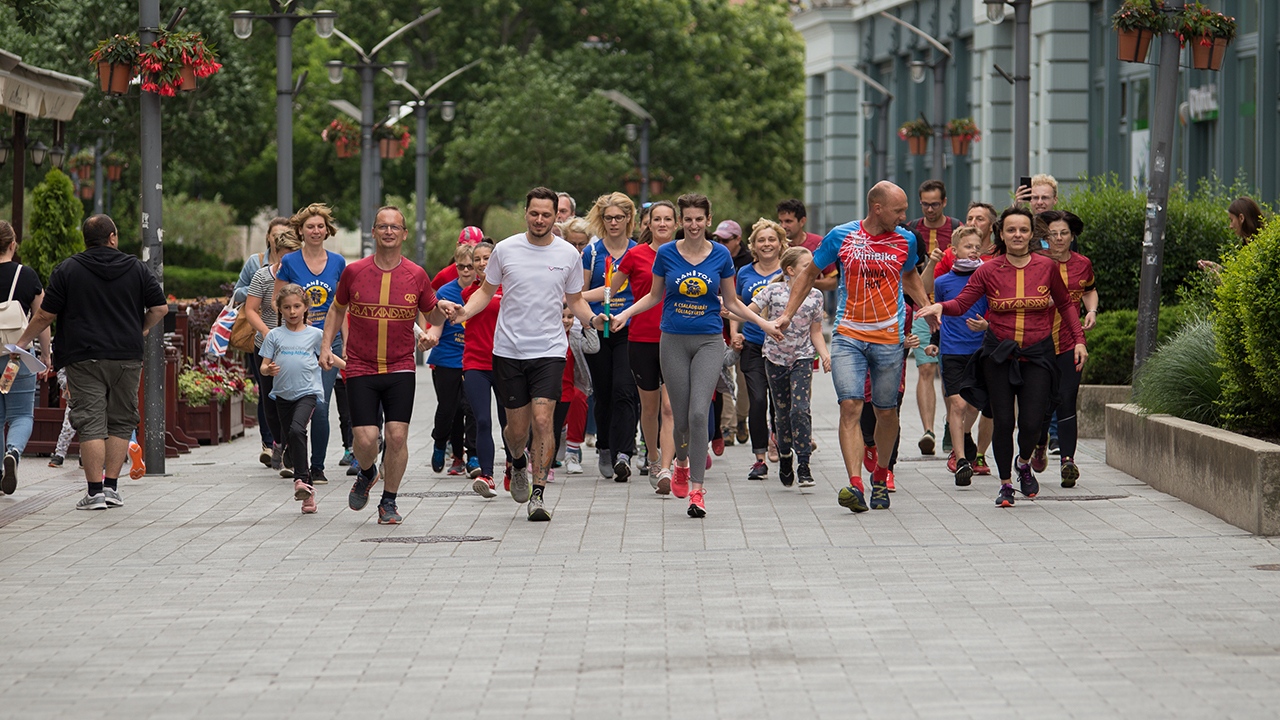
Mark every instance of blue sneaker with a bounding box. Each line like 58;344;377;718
431;445;447;473
838;484;869;513
466;456;481;478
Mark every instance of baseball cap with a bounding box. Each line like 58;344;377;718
712;220;742;240
458;226;484;245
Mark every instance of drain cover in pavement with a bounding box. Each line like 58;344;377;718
398;491;474;498
1035;494;1129;501
1253;565;1280;571
362;535;493;544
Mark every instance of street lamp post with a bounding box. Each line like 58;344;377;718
325;9;440;258
229;4;338;218
881;12;952;182
985;0;1032;185
837;63;894;183
596;90;656;205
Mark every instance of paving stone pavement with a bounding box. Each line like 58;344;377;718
2;362;1280;719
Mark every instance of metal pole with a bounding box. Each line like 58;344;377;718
140;0;165;474
92;138;105;214
878;98;890;181
1013;0;1031;184
932;55;947;181
1133;29;1182;376
359;65;375;257
275;18;294;217
415;102;428;265
372;136;382;223
639;120;650;207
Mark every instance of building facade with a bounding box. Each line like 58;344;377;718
793;0;1278;230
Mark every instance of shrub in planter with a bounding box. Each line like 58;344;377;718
165;267;239;299
1133;314;1222;426
1214;217;1280;433
1082;306;1189;386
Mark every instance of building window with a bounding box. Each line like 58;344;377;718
1238;55;1257;187
1238;0;1259;35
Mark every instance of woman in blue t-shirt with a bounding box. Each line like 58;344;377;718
273;203;347;484
578;192;640;482
603;194;777;519
731;219;783;480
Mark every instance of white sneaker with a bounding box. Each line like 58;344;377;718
76;493;107;511
566;454;582;475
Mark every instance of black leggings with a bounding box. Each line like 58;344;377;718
984;356;1054;481
258;371;283;451
740;341;775;454
333;376;353;450
249;349;273;446
463;369;512;478
275;394;316;484
1041;352;1082;460
431;366;476;456
585;327;638;458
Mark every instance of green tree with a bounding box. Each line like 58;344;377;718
162;193;240;260
24;169;85;286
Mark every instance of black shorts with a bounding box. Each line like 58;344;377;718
628;340;663;392
492;355;565;409
940;353;977;397
346;372;416;426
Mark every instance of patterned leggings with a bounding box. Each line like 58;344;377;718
765;358;814;464
55;369;75;457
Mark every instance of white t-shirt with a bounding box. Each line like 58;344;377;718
486;232;585;360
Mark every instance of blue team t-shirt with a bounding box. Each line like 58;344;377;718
582;238;637;315
736;263;781;346
277;250;346;330
651;241;737;336
259;325;324;402
933;269;988;356
428;280;467;369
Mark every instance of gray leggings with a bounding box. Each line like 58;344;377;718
660;332;723;485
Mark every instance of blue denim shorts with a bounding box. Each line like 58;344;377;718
830;334;904;408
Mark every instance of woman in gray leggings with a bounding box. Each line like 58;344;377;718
604;193;777;518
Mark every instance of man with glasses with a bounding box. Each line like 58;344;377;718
321;207;454;525
906;180;962;456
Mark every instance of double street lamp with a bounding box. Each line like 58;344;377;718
837;63;893;183
984;0;1032;185
881;11;952;182
229;3;339;218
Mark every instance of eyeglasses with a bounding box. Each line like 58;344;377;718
603;214;628;223
456;264;474;270
920;202;942;210
375;224;405;233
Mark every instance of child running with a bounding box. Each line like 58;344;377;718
744;241;830;488
260;283;344;514
459;242;513;498
426;245;477;476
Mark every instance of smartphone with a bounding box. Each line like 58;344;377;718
1019;175;1032;190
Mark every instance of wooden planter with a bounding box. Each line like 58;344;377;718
335;138;357;158
624;180;641;196
1116;27;1154;63
97;62;131;95
648;179;665;197
106;164;123;181
179;65;197;92
221;394;245;442
179;398;224;445
378;137;405;159
74;165;92;180
1190;36;1229;71
950;136;971;156
908;136;929;155
79;184;94;200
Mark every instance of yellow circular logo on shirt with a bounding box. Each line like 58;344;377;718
307;286;329;307
679;277;708;298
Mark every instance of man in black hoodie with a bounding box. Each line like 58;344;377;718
18;215;167;511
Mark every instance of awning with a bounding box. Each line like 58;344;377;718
0;49;93;122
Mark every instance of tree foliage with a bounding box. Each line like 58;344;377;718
1214;216;1280;433
24;169;85;287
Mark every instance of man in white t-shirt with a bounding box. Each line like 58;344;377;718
449;187;597;521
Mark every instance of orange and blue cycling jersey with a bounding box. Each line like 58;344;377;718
813;220;920;345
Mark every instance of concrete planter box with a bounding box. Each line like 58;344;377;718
1078;385;1130;439
1106;403;1280;535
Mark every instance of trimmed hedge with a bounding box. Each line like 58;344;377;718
1082;306;1189;386
164;267;238;300
1215;216;1280;433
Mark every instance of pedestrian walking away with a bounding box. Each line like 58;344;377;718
775;182;930;514
730;218;782;481
605;193;778;519
916;205;1088;508
0;220;52;496
448;187;598;522
17;215;167;511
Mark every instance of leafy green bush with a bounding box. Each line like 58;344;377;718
161;193;240;261
1214;216;1280;432
24;169;85;286
164;267;238;300
1133;314;1222;426
1082;306;1189;385
1060;174;1242;311
118;237;233;271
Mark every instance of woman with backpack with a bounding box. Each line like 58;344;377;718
0;220;53;496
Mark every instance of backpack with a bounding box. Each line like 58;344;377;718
0;268;30;346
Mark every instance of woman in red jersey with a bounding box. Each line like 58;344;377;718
917;206;1087;509
460;242;513;496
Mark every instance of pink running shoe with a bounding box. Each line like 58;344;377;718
687;488;706;518
671;463;690;499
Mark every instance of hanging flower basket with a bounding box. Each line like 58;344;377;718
89;34;140;96
1179;3;1236;71
69;149;95;180
104;152;126;182
138;31;222;97
648;169;672;197
78;182;95;201
1116;28;1155;63
179;64;197;92
335;138;357;158
1112;1;1169;63
374;123;411;160
1189;36;1229;70
945;118;981;156
898;119;932;156
323;118;360;158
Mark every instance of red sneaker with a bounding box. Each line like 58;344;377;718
946;451;958;473
448;456;465;476
885;470;896;493
687;488;706;518
974;454;992;476
671;463;690;498
863;445;877;476
128;441;146;480
711;437;725;456
503;463;512;492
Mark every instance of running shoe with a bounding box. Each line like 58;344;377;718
1;449;16;495
280;465;293;479
510;457;531;504
613;453;631;483
973;454;992;476
870;480;890;510
711;437;725;456
1030;443;1048;473
128;441;146;479
995;483;1016;508
654;468;672;495
104;487;123;508
941;432;952;455
796;463;815;488
467;457;481;478
349;469;378;511
747;461;768;480
271;444;284;471
309;469;327;485
597;452;613;479
778;453;794;487
768;433;779;463
1060;457;1079;488
527;490;551;521
954;458;973;487
863;445;878;476
671;463;690;498
431;446;447;473
838;483;869;513
885;470;896;493
687;488;706;518
448;456;465;476
723;430;735;447
301;492;317;514
705;453;712;470
473;475;496;498
1016;461;1039;498
918;430;936;455
76;492;107;511
347;457;360;477
259;444;273;467
735;421;748;444
377;499;401;525
637;457;648;476
503;463;511;492
47;454;64;468
1048;437;1060;456
293;479;315;501
566;452;583;475
584;433;596;448
647;461;662;485
339;449;354;466
946;450;958;474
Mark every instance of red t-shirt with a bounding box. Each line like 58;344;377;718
561;345;575;402
796;231;837;276
908;217;961;262
335;256;438;377
461;283;502;372
939;254;1085;349
431;263;458;291
616;242;662;343
1049;252;1096;355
